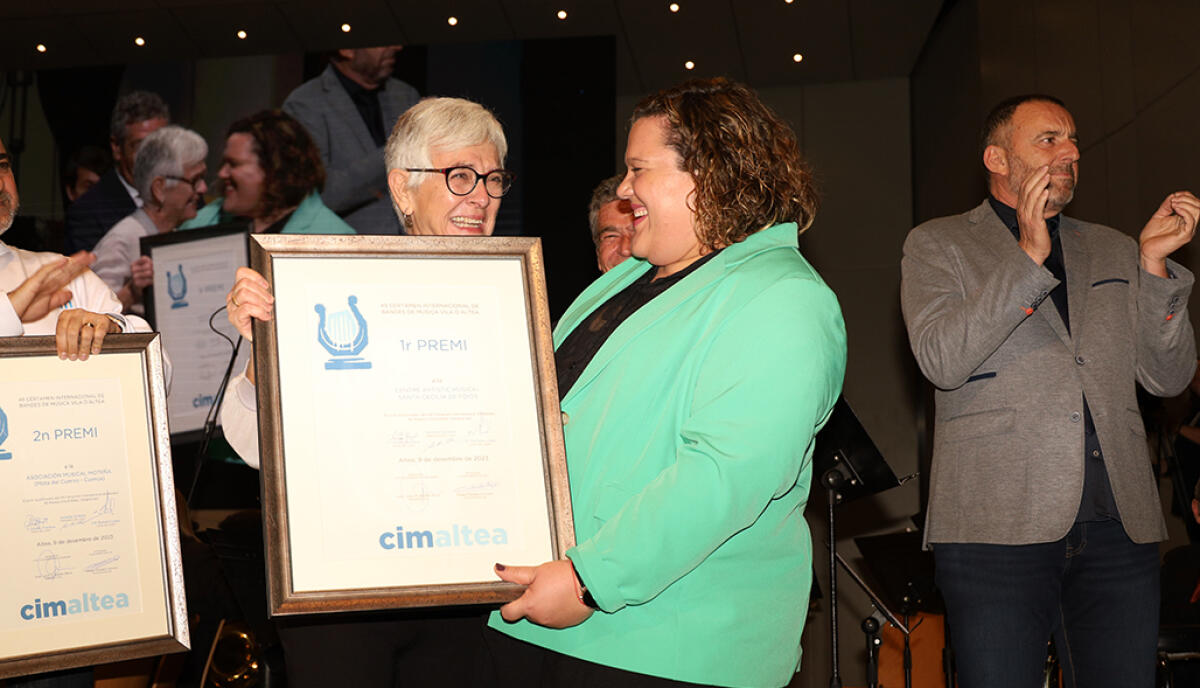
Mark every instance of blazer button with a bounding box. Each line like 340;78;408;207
1075;355;1085;365
1070;411;1081;423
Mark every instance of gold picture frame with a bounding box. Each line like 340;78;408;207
250;234;573;616
0;334;188;679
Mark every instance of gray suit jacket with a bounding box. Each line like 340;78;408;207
901;200;1196;545
283;65;419;235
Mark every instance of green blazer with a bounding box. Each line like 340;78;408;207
489;223;846;687
180;191;356;234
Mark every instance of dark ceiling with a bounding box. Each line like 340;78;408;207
0;0;944;93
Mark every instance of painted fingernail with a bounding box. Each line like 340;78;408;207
494;563;506;571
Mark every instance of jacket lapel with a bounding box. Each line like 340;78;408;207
321;66;376;154
968;201;1071;346
556;223;796;407
1059;217;1088;349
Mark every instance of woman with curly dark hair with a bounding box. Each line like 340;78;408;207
486;78;846;687
183;109;353;235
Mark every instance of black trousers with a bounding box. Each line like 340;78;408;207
479;626;714;688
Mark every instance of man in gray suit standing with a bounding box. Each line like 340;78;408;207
283;46;419;235
902;94;1199;687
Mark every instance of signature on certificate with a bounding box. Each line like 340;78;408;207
35;550;66;580
24;514;49;531
85;554;121;573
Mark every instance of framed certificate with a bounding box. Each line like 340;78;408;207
141;224;250;438
0;334;189;679
251;235;573;615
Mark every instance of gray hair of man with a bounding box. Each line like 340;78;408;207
587;173;624;244
132;126;208;204
110;91;170;145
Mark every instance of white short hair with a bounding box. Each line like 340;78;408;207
384;97;507;187
132;125;207;201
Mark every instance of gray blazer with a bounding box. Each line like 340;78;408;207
901;200;1196;545
283;65;419;235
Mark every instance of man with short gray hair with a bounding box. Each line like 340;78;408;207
587;174;635;273
65;91;169;253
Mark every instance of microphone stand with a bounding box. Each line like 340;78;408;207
187;335;242;505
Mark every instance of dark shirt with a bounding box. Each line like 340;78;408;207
331;66;387;148
259;209;296;235
989;196;1119;523
556;252;721;400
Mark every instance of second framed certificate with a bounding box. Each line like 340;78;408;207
141;224;250;439
251;235;573;615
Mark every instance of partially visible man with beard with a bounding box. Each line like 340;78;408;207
0;140;154;688
1;135;153;354
283;46;419;235
901;94;1199;687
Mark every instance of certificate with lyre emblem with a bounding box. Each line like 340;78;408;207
0;335;188;679
250;235;573;615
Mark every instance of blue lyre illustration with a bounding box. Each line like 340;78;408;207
314;295;372;370
166;264;188;309
0;405;11;460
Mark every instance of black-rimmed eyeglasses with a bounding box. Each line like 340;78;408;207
163;175;205;192
405;166;515;198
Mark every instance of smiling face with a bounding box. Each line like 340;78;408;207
388;143;501;236
158;160;207;227
617;116;704;278
0;138;17;234
217;133;265;218
987;100;1080;215
594;199;635;272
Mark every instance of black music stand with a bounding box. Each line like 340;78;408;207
812;397;902;688
855;530;946;688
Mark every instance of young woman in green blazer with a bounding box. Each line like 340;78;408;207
489;78;847;688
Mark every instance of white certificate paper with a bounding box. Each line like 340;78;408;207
145;229;249;435
270;255;556;593
0;354;171;658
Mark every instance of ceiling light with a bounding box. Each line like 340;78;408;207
793;53;803;62
785;0;795;4
447;16;458;26
557;10;568;20
669;3;680;11
340;23;352;33
35;44;47;53
134;36;146;47
684;60;695;70
236;30;247;40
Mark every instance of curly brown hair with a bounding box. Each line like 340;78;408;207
631;78;818;249
226;110;325;218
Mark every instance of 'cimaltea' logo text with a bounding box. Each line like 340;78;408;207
379;524;508;550
19;591;130;620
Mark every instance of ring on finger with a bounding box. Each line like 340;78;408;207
231;294;241;308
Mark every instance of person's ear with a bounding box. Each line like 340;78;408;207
150;177;167;207
387;168;414;215
983;145;1008;176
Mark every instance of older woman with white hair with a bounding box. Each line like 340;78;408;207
220;97;512;464
219;96;512;688
91;125;207;313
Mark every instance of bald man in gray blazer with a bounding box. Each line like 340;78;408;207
902;94;1199;688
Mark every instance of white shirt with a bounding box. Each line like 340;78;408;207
92;209;158;296
117;172;143;209
219;365;260;469
0;240;170;385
